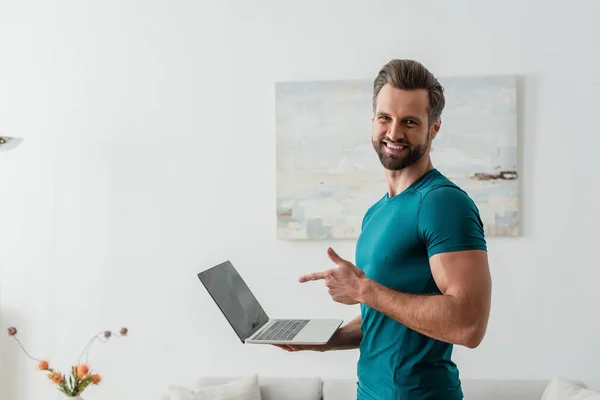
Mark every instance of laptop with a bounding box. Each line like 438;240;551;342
197;260;343;345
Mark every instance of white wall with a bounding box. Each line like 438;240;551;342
1;1;599;399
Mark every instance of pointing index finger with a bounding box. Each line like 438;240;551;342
299;271;327;283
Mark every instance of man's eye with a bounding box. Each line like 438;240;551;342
379;116;390;121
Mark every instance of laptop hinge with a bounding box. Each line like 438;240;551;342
245;319;271;341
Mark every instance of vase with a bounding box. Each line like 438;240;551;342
59;395;84;400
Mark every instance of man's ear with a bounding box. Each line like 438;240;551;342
429;118;441;140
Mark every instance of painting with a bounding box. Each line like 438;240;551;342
275;75;519;240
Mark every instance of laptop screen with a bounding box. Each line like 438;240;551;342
198;261;270;342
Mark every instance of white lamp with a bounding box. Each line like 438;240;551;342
0;136;24;152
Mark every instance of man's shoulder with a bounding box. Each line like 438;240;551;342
415;170;487;254
413;170;470;201
413;171;480;218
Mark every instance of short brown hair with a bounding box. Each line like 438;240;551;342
373;59;445;125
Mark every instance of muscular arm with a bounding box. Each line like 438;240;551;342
359;186;491;348
359;249;491;348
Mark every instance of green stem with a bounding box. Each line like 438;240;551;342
77;331;105;365
84;335;108;364
82;332;125;364
11;336;41;362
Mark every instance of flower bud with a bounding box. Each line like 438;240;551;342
103;330;112;339
48;371;63;384
7;327;17;336
119;327;128;336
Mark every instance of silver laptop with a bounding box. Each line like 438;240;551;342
197;260;343;345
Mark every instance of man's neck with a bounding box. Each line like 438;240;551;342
385;157;434;197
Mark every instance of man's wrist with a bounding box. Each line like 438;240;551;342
357;276;377;304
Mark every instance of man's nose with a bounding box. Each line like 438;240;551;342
387;121;405;141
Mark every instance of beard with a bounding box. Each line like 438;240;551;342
372;136;430;171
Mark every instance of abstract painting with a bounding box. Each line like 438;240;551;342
275;75;519;240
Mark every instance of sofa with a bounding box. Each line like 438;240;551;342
160;375;594;400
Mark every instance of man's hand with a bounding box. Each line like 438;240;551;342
272;332;338;352
298;247;368;305
273;315;363;352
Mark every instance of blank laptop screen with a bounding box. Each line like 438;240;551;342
198;261;270;341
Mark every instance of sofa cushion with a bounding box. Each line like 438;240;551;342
197;376;322;400
461;379;588;400
541;377;600;400
169;375;261;400
323;378;356;399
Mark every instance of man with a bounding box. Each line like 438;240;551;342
277;59;492;400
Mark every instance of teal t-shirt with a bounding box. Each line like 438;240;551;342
355;168;487;400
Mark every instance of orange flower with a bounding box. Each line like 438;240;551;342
76;364;89;379
37;360;49;371
90;374;102;384
48;371;63;384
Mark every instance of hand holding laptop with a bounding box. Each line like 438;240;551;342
298;247;367;306
272;329;342;352
273;315;363;353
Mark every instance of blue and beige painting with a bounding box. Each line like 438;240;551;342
275;76;519;239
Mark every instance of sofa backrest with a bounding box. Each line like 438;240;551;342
198;376;322;400
461;379;551;399
159;376;588;400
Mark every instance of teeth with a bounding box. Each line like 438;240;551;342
386;143;404;150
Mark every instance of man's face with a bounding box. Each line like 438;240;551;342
371;84;439;171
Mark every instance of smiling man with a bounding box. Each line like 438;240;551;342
278;59;492;400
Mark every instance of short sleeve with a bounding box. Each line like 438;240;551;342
417;186;487;258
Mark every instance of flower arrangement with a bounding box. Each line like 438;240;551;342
7;325;128;398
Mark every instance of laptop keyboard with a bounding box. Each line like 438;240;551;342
254;319;309;341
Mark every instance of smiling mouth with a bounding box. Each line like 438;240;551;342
384;142;408;151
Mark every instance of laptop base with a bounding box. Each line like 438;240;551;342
245;318;343;345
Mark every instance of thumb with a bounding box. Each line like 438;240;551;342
327;247;346;266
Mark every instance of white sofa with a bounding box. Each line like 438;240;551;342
160;376;589;400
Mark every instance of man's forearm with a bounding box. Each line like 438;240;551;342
358;280;482;348
330;315;362;350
